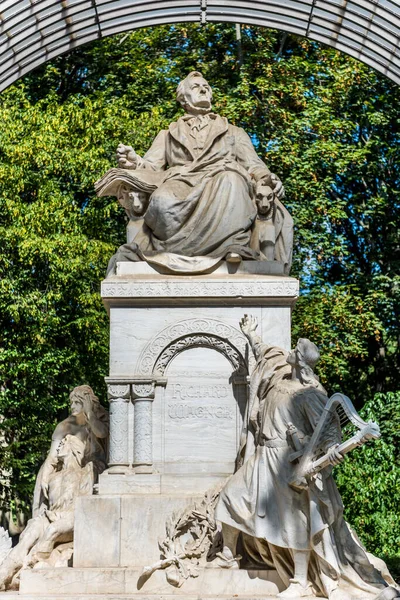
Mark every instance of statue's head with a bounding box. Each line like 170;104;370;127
128;190;148;215
57;434;86;467
69;385;101;417
256;184;275;216
287;338;321;386
287;338;320;368
176;71;212;114
118;185;149;218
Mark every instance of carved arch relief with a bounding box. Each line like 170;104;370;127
136;318;254;377
159;335;249;476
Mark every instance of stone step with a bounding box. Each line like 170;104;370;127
0;596;291;600
16;567;283;596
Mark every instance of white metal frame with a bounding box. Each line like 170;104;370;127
0;0;399;91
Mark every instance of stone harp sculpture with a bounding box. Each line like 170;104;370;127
289;392;381;491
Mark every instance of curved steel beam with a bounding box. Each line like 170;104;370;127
0;0;399;92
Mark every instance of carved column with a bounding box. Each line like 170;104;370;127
132;381;155;473
107;383;131;471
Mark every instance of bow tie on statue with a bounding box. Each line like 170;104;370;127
183;113;214;137
189;115;209;131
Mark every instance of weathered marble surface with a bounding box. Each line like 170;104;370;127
0;387;109;591
106;296;295;379
19;566;283;595
101;270;298;484
102;273;299;306
97;471;227;495
74;495;212;568
0;592;292;600
73;496;121;569
116;259;286;276
163;348;246;475
0;529;10;564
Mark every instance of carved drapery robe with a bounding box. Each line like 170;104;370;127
140;114;266;254
106;114;278;271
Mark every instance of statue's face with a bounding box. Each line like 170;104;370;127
57;437;83;467
56;438;68;460
128;190;147;215
256;185;274;215
286;347;299;366
70;395;84;416
183;77;212;110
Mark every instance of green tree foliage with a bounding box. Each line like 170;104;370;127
0;24;398;530
335;392;400;565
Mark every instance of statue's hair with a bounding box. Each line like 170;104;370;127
295;338;322;387
297;338;320;367
176;71;212;107
69;385;107;420
58;434;85;464
70;384;99;406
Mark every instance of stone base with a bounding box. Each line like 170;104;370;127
18;566;284;596
73;493;214;568
115;259;286;277
98;471;230;496
0;592;290;600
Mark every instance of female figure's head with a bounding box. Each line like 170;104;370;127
69;385;102;418
287;338;322;387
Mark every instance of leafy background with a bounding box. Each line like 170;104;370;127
0;24;398;566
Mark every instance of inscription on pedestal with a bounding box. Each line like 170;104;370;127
168;403;234;420
164;348;246;475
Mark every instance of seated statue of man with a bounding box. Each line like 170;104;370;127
96;71;293;275
0;435;93;590
215;316;398;600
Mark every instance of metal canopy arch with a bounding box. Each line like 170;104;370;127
0;0;399;92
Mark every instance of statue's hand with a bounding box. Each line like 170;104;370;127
270;173;285;199
81;394;94;420
117;143;139;169
326;444;344;467
289;475;308;492
240;314;258;337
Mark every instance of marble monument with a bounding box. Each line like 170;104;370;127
0;72;397;600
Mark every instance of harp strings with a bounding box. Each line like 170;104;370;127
313;405;356;458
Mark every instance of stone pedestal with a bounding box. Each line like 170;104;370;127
71;264;297;583
18;566;284;596
16;264;298;597
99;263;298;488
73;494;206;568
